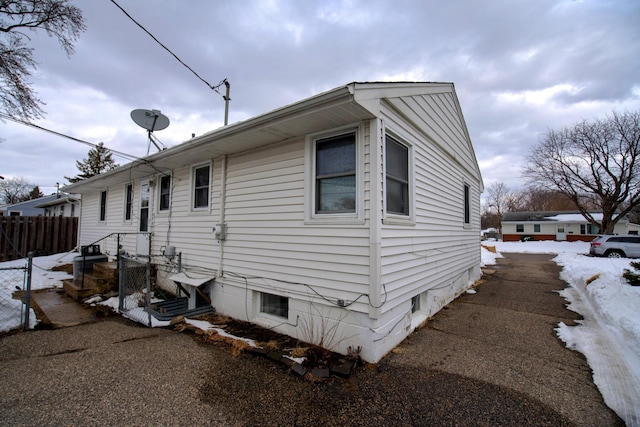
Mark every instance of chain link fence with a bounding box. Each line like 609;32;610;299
118;254;152;327
0;255;34;333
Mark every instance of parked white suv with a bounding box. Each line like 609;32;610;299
589;235;640;258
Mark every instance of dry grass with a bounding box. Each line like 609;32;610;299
586;274;601;285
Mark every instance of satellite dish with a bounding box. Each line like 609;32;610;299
130;109;170;132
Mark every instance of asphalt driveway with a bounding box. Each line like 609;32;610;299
0;253;624;426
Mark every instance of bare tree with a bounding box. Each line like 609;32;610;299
0;0;85;120
484;181;513;232
0;176;37;204
524;110;640;234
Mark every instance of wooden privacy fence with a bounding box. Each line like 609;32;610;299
0;216;78;262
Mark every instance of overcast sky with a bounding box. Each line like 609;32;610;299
1;0;639;198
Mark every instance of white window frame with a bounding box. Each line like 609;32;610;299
158;174;172;212
383;128;415;225
304;124;364;224
191;163;211;211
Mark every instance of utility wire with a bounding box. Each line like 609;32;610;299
109;0;227;96
0;112;141;162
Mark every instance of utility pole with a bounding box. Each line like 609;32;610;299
223;79;231;126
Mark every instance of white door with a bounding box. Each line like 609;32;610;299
556;224;567;241
137;180;151;256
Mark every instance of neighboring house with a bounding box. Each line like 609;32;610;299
34;194;80;217
63;82;483;363
0;194;60;216
501;211;636;242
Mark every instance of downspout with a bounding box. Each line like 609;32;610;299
217;155;227;277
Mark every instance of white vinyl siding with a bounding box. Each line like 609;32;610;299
379;90;481;314
223;138;371;311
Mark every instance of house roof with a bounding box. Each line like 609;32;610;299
33;194;79;208
1;194;59;211
63;81;477;193
502;211;628;223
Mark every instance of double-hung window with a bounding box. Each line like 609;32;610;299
315;133;356;214
385;135;410;216
159;175;171;211
193;164;210;209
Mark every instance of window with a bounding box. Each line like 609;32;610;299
99;190;107;222
260;293;288;318
386;135;410;216
193;165;210;209
159;175;171;211
315;133;356;214
59;205;65;217
71;204;75;217
139;183;150;232
580;224;599;234
516;224;524;233
463;184;470;224
124;184;133;221
534;224;541;233
411;295;421;313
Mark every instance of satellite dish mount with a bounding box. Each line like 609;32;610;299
130;109;170;154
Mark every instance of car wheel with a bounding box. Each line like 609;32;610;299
606;250;625;258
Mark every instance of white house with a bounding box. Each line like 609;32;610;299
63;82;483;363
501;211;636;242
35;194;80;217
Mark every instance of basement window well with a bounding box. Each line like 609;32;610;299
260;292;289;318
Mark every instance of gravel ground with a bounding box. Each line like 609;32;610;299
0;253;624;426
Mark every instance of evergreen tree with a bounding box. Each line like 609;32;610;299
65;143;118;183
22;185;44;202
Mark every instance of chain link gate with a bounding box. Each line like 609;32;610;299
0;254;34;332
118;254;152;327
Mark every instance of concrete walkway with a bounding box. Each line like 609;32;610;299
0;253;624;426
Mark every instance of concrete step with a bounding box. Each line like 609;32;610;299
92;261;118;279
63;279;101;301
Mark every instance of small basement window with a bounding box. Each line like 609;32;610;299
411;295;421;313
260;292;289;318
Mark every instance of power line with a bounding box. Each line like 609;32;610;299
109;0;227;96
0;112;142;163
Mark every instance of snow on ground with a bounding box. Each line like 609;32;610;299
0;251;76;331
1;243;639;424
483;240;640;426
